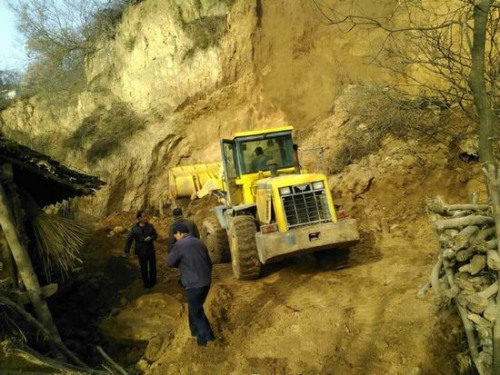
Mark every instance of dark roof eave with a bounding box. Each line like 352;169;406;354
0;136;105;206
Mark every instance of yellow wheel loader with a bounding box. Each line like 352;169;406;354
169;126;360;279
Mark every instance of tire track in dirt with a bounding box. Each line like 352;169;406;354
142;229;453;374
276;268;385;372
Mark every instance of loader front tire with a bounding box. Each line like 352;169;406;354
228;215;261;280
201;216;230;264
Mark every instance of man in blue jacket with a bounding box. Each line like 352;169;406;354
167;207;200;252
124;210;158;289
167;223;215;346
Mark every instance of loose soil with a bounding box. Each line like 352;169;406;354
51;112;483;375
53;198;470;374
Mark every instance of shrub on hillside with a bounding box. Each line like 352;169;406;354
22;57;86;99
11;0;141;97
182;15;228;59
65;102;145;164
328;86;467;173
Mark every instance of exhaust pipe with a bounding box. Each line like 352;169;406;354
267;159;278;177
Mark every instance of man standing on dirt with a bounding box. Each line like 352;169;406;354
167;223;215;347
167;207;200;252
124;210;158;289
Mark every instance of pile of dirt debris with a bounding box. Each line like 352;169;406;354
71;211;457;374
48;100;485;374
58;141;483;375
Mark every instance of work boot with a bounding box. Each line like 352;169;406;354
197;335;215;346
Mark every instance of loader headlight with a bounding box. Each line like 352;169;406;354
312;181;325;190
279;187;291;195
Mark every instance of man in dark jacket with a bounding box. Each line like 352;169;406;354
167;207;200;252
124;210;158;289
167;223;215;346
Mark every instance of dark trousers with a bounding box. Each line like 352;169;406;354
186;285;214;344
138;251;156;288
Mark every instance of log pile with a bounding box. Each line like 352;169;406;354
426;197;497;375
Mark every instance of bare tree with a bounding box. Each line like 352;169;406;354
313;0;499;373
8;0;130;95
313;1;499;122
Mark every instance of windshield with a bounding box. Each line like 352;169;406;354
239;134;294;174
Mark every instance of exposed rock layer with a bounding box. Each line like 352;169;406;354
0;0;417;216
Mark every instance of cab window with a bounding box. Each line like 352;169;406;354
221;141;238;179
239;135;294;174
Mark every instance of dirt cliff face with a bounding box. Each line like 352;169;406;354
0;1;485;372
0;0;438;215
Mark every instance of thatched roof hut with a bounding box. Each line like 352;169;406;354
0;135;105;371
0;135;104;206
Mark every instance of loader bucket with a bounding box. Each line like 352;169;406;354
168;162;221;199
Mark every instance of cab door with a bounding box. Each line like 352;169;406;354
220;140;243;205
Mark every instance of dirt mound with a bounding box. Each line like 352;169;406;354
135;109;476;373
55;96;482;373
101;293;183;342
62;167;467;374
97;210;173;240
98;211;137;230
96;195;219;242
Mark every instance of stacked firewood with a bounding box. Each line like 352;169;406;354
426;196;498;375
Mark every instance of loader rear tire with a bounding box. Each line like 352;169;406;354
228;215;261;280
201;216;230;264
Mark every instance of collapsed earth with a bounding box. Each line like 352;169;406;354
1;0;499;374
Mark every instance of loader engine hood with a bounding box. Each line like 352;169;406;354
256;173;328;190
256;173;338;232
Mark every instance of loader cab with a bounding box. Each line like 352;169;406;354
221;127;295;177
220;127;296;205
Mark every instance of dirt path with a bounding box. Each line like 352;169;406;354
79;214;460;375
58;132;480;374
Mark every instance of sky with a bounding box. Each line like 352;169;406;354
0;0;28;71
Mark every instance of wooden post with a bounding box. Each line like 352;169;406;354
483;164;500;375
0;181;62;341
0;229;17;288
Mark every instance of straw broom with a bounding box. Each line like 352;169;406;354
22;192;87;281
32;213;86;280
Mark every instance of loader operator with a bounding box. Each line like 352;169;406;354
250;146;271;171
167;207;200;252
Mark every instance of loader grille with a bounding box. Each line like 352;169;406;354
281;184;332;228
